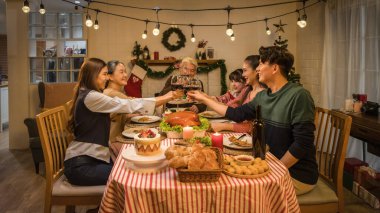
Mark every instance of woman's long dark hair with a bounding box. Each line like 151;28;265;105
241;55;260;104
68;58;107;132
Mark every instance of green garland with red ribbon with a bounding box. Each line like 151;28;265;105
135;59;227;95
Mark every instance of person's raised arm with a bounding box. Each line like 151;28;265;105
187;90;228;115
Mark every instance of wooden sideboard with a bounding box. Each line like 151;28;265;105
335;110;380;159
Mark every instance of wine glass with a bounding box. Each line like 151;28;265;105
170;75;185;108
186;77;202;103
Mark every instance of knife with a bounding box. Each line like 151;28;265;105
236;134;246;140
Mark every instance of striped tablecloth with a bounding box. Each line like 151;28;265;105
100;135;300;213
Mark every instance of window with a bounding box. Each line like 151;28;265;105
28;12;86;83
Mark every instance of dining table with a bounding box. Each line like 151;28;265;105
100;131;300;213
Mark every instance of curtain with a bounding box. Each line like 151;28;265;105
321;0;380;170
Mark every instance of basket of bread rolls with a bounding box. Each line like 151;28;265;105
165;144;223;182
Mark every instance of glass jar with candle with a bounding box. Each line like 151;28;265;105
182;126;194;141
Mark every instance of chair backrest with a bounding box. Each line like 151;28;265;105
36;106;72;187
38;82;76;110
24;118;39;138
314;107;352;197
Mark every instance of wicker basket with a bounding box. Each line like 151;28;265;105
177;147;223;182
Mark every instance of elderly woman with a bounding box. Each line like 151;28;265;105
159;57;207;113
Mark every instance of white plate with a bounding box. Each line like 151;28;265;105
122;127;159;138
209;119;234;123
121;145;168;167
125;161;168;173
131;115;161;124
199;111;224;119
223;135;253;150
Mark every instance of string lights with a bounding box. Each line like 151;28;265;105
39;0;46;15
153;7;160;36
93;10;99;30
265;18;271;35
85;1;93;27
22;0;30;13
225;6;234;37
58;0;321;35
142;20;148;39
190;24;196;43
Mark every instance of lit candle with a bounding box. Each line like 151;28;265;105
211;132;223;150
182;126;194;140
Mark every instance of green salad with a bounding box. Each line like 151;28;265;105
159;116;210;133
189;136;212;146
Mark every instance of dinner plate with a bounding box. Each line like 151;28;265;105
223;135;253;150
131;115;161;124
125;161;168;173
199;111;224;119
121;145;168;167
122;127;159;138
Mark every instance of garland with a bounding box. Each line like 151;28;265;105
161;27;186;52
135;59;227;95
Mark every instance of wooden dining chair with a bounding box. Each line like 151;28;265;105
36;106;105;213
298;107;352;213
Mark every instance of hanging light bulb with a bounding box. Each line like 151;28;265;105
22;0;30;13
94;20;99;30
226;23;233;36
153;23;160;36
300;14;307;28
296;10;303;28
298;1;307;28
265;19;271;35
142;20;148;39
93;11;99;30
230;33;235;41
191;33;196;43
153;8;160;36
190;24;196;43
142;30;148;39
266;27;271;35
85;14;93;27
39;1;46;15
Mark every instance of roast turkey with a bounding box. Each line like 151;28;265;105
165;111;201;127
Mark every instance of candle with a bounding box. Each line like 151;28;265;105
211;132;223;150
182;126;194;140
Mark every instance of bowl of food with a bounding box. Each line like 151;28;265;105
134;129;161;156
160;111;209;139
234;155;254;166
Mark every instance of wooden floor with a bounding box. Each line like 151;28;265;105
0;130;96;213
0;129;378;213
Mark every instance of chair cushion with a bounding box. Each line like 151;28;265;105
52;175;105;196
297;179;338;205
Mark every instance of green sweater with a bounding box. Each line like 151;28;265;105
226;82;318;185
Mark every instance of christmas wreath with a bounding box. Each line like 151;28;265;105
161;27;186;52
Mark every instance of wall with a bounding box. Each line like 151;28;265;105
6;0;29;149
86;0;298;97
295;2;325;106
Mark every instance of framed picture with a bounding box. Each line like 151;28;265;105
207;47;214;59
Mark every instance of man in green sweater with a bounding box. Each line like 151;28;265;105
188;46;318;195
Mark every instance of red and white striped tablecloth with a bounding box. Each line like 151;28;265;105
100;136;300;213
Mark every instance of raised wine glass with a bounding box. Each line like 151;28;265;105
170;75;186;108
